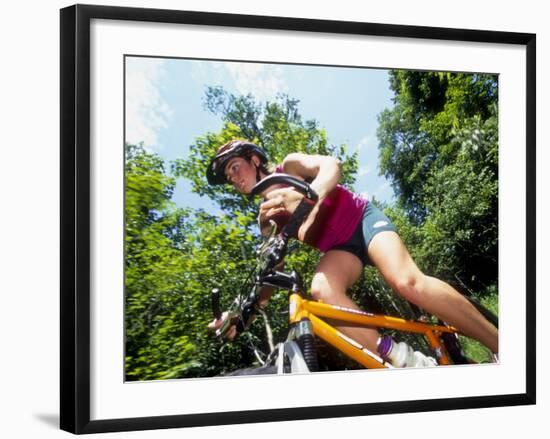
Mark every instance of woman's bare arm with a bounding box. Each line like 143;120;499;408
281;153;342;202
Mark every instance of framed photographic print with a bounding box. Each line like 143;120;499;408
60;4;536;434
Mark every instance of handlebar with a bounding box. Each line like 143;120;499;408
250;173;319;202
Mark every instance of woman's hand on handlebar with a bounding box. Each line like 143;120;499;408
260;187;304;218
207;312;238;340
260;187;320;240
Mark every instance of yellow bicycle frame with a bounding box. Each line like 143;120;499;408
289;293;459;368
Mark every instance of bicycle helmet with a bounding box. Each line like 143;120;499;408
206;140;269;185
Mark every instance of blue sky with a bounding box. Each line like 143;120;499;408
125;56;396;212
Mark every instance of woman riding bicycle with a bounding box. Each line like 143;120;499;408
207;139;498;367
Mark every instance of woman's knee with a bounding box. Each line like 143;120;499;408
310;275;328;301
390;272;427;304
310;251;363;302
310;273;341;302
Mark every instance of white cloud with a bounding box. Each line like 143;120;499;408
355;135;372;152
224;62;288;102
358;165;371;176
189;60;288;105
125;58;172;150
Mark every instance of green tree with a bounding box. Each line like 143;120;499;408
125;143;267;379
125;143;202;380
377;71;498;292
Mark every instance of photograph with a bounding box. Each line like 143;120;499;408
123;57;500;381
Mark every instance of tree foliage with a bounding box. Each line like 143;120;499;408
125;143;268;379
377;71;498;291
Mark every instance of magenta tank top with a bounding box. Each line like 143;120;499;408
272;165;367;252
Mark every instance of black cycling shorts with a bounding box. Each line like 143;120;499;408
330;202;397;267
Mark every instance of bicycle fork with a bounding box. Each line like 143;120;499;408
287;319;319;372
288;293;390;370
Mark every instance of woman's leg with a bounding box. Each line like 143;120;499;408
367;230;499;353
310;250;380;353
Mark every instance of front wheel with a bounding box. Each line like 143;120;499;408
223;364;278;376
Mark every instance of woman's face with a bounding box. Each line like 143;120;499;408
224;156;259;194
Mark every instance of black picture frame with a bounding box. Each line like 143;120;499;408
60;4;536;434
